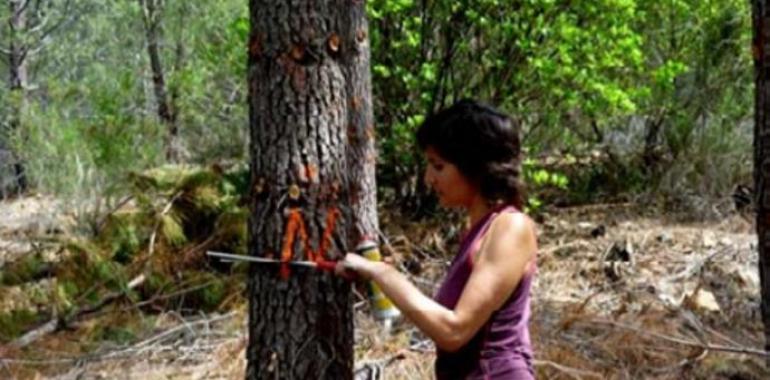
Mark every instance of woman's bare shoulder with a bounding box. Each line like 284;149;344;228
490;210;536;240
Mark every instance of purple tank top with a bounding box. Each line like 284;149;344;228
434;205;535;379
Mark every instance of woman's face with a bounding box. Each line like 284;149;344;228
423;147;479;208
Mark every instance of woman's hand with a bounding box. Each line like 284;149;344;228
335;253;379;281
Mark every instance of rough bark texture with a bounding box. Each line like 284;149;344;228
754;0;770;360
343;1;379;242
247;1;377;378
139;0;180;163
1;0;28;198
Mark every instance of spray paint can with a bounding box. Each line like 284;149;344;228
355;239;401;322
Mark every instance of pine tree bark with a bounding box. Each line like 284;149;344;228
247;1;377;378
1;0;28;197
343;2;379;241
753;0;770;361
139;0;180;163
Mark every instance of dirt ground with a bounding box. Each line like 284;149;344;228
0;197;766;379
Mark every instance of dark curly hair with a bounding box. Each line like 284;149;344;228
416;99;524;209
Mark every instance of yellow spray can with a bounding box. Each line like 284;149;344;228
355;239;401;322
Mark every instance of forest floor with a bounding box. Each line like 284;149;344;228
0;196;767;379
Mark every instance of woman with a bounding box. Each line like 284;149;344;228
338;99;538;379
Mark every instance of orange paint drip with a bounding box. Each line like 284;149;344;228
318;208;340;262
279;208;301;279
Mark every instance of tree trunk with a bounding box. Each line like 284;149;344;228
246;1;376;378
139;0;179;163
8;1;26;94
343;2;379;241
753;0;770;362
1;0;28;197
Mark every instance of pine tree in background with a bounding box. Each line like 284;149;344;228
246;0;378;378
1;0;30;197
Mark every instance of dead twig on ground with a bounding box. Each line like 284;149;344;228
664;248;724;282
9;274;146;349
534;359;603;380
585;319;770;358
94;195;134;235
129;311;235;351
1;312;238;369
649;348;709;375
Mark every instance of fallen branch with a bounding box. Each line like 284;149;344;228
0;260;54;286
95;195;134;235
533;359;603;380
122;280;216;311
10;274;146;349
649;348;709;375
664;248;724;282
585;319;770;358
1;312;238;367
118;312;235;352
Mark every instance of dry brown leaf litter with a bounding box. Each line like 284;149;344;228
0;198;766;379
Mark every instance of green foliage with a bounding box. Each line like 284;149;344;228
0;163;249;346
367;0;751;208
2;0;247;203
0;0;751;212
523;158;569;213
106;214;143;264
97;325;137;344
629;0;752;202
55;240;132;312
0;310;43;342
0;254;47;287
0;0;757;356
126;164;248;256
368;0;648;207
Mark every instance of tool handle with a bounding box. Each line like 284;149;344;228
315;260;337;272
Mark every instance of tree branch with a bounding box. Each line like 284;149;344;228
586;319;770;358
10;274;146;349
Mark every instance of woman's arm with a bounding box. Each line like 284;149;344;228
339;212;537;352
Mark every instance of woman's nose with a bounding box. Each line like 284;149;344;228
423;170;434;188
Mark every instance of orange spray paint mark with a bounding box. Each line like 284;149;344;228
279;207;341;279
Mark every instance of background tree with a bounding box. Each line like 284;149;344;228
0;0;76;197
138;0;184;163
634;0;751;198
753;0;770;360
0;0;764;378
366;0;752;212
367;0;648;211
2;1;247;211
1;0;752;217
246;0;377;378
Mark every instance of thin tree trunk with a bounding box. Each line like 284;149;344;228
753;0;770;363
139;0;179;163
247;1;374;378
8;1;26;93
2;0;28;196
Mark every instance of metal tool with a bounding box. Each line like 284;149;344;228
206;251;337;272
209;245;401;325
